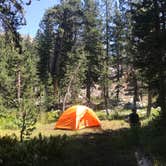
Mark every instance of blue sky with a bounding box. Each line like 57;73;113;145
19;0;59;38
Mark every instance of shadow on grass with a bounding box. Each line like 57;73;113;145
0;128;138;166
139;118;166;164
1;120;166;166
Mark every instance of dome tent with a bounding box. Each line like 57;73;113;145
55;105;101;130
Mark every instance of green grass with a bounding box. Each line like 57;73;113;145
0;108;165;166
0;107;159;137
0;129;138;166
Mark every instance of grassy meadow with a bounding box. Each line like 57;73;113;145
0;108;144;137
0;108;165;166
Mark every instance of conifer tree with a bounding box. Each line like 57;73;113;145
0;35;18;108
111;1;125;102
131;0;166;117
100;0;114;115
82;0;103;104
119;0;140;108
37;0;84;109
0;34;39;139
62;46;86;111
15;36;39;141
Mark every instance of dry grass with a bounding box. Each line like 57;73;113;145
33;120;129;136
0;129;19;137
0;120;130;138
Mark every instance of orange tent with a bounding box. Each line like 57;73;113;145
55;105;101;130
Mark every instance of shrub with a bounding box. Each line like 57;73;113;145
47;110;60;123
15;99;38;142
0;111;17;130
39;110;60;124
0;134;68;166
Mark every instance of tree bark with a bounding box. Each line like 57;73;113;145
20;111;26;142
17;70;21;103
153;0;166;118
158;73;166;118
103;0;110;116
133;70;138;108
147;83;152;117
86;64;91;105
116;55;120;102
62;63;81;112
103;85;109;116
53;79;61;106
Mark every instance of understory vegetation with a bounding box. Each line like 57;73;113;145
0;108;165;166
0;0;166;165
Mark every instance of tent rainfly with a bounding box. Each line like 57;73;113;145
55;105;101;130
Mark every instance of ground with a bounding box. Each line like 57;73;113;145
0;109;164;166
0;120;130;137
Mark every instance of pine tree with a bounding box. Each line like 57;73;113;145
0;35;18;108
15;36;39;141
82;0;103;104
0;0;35;52
0;34;39;139
99;0;114;115
62;46;87;111
16;98;38;142
37;0;84;110
118;0;140;109
127;0;166;117
111;1;125;103
0;1;39;139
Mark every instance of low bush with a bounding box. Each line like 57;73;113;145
39;110;60;124
0;134;68;166
0;113;17;130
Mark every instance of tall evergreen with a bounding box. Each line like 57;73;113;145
119;0;140;108
16;36;39;141
62;46;86;111
0;0;35;52
82;0;103;104
131;0;166;117
0;35;18;108
100;0;113;115
111;1;125;102
0;34;39;139
51;0;83;101
36;12;56;110
37;0;84;110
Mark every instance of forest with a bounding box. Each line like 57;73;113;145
0;0;166;165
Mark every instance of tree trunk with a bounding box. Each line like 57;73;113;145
53;79;61;106
116;61;120;102
86;64;91;105
63;63;81;112
161;8;165;31
133;71;138;108
103;82;109;116
153;0;166;118
103;0;110;116
140;80;144;104
17;70;21;103
158;73;166;118
20;111;26;142
86;81;91;105
147;83;152;117
16;36;22;105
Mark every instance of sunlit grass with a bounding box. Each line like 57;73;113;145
0;129;19;137
0;107;160;138
0;120;130;139
0;107;165;165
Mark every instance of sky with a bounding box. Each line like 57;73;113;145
18;0;59;38
18;0;120;38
